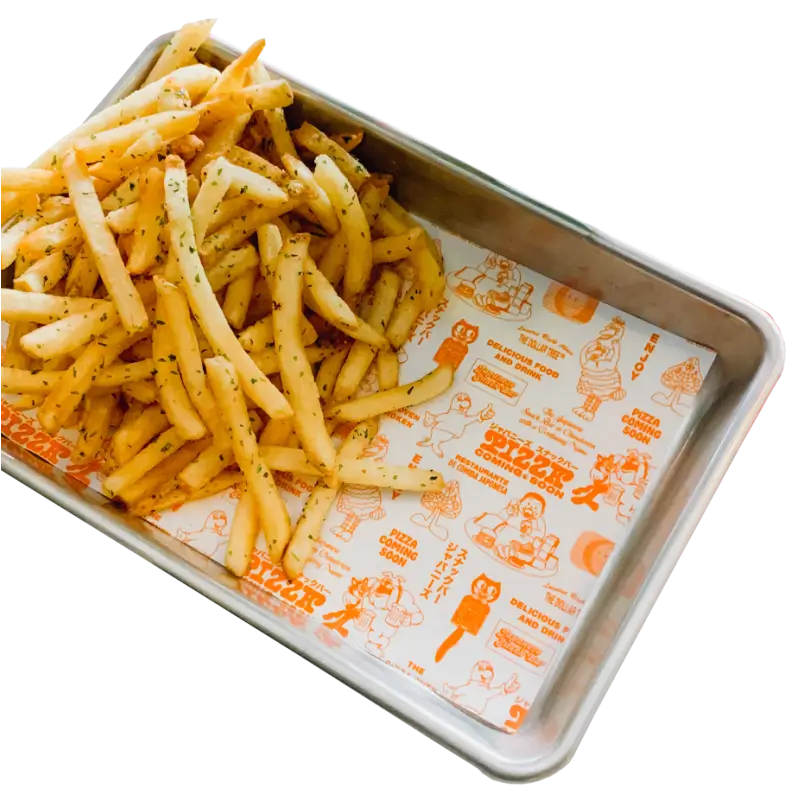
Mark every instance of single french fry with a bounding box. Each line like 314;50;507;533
105;203;139;235
386;281;424;348
237;313;317;352
163;156;291;418
100;165;152;212
191;156;231;243
111;399;144;461
258;415;294;447
117;437;210;505
93;359;156;388
250;344;335;376
206;195;253;237
103;426;186;496
156;78;192;112
2;192;37;226
198;80;293;128
228;146;284;183
272;236;336;474
303;256;359;330
294;123;369;190
205;244;260;292
264;102;297;155
62;149;148;333
358;182;389;230
153;277;229;447
2;367;61;394
0;290;102;324
152;292;207;440
10;394;45;411
203;39;265;101
333;268;402;401
223;161;288;207
18;301;117;359
313;155;372;304
256;222;282;279
317;226;347;285
2;323;35;369
377;349;400;390
225;486;259;576
131;470;243;517
126;167;165;275
37;326;141;434
73;108;200;163
371;228;423;264
144;20;217;85
2;215;44;271
337;460;444;492
111;403;170;465
326;364;455;423
1;168;67;195
281;154;339;235
72;394;117;462
205;355;291;563
283;420;376;579
222;266;257;329
259;445;321;476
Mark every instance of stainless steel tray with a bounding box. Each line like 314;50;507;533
1;32;785;782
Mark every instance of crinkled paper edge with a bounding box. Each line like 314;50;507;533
0;16;792;791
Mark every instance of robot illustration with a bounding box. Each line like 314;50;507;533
573;316;627;421
330;435;389;541
442;661;521;715
175;510;229;560
435;573;501;662
417;394;495;458
433;319;480;371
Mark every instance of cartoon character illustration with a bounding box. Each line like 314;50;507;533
571;449;652;525
573;316;627;421
411;479;463;540
417;394;495;458
321;577;371;638
435;573;501;662
331;435;389;541
542;281;599;324
570;531;616;576
175;510;229;559
433;319;479;371
324;572;424;656
652;357;703;416
466;493;560;576
448;252;534;321
442;661;520;715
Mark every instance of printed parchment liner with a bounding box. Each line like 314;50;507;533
1;219;716;732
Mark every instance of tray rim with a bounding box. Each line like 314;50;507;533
1;29;786;783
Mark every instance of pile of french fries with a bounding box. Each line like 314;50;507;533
1;19;453;580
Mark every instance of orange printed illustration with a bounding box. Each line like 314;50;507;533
411;479;463;540
435;573;501;662
175;510;229;559
323;571;423;657
542;281;598;324
442;661;520;715
570;531;616;577
448;252;534;321
573;316;627;421
331;434;389;541
465;493;560;576
433;319;480;371
571;449;652;525
417;393;495;458
652;357;703;416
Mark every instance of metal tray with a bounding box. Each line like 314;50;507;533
1;32;785;782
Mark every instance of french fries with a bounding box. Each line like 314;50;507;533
272;235;336;474
2;26;462;583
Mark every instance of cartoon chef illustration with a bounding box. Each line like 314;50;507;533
433;319;480;371
357;572;424;657
442;661;520;715
331;435;389;541
573;316;627;421
417;394;495;458
175;510;229;560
